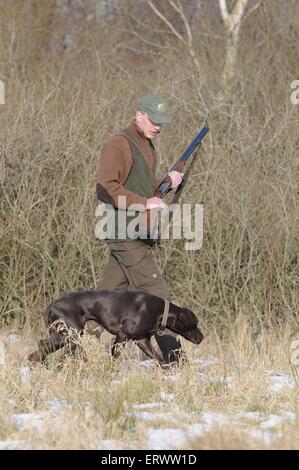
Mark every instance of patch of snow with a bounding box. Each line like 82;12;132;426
147;414;228;450
280;411;297;421
193;357;219;367
186;422;206;437
164;373;181;382
0;440;29;450
147;428;187;450
6;334;21;343
197;372;206;379
98;439;121;450
145;408;294;449
132;402;166;410
44;398;70;412
247;429;282;445
239;411;262;421
160;392;175;401
20;366;31;384
12;412;49;430
197;369;296;393
131;411;173;422
147;412;233;449
11;411;62;430
140;360;157;369
267;372;296;393
260;414;284;429
200;411;230;427
260;411;297;429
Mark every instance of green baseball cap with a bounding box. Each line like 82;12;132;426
137;95;171;124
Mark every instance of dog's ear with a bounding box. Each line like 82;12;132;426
179;308;198;329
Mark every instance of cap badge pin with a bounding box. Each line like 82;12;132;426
157;103;166;112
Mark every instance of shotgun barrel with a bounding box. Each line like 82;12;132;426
157;126;209;196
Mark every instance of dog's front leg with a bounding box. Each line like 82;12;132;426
111;336;127;359
136;337;164;365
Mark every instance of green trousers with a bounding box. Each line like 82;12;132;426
98;239;182;363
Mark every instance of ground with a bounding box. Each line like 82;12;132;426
0;326;298;450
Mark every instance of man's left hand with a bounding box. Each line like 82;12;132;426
168;171;184;189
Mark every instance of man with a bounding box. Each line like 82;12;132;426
95;95;183;363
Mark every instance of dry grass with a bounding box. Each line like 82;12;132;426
1;0;298;332
0;0;298;450
0;319;298;449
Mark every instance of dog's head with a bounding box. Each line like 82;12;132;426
171;308;204;345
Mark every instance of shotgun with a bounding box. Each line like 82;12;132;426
138;126;209;243
156;126;209;198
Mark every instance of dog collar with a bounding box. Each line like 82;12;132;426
157;299;169;336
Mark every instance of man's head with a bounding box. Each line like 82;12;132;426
135;95;171;139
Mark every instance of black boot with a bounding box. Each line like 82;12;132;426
154;333;183;364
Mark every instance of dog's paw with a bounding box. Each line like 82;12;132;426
27;350;44;363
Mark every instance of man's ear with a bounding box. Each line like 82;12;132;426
135;110;143;123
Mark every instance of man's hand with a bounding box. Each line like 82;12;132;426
146;197;166;210
168;171;184;189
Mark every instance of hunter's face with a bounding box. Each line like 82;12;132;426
135;111;162;139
